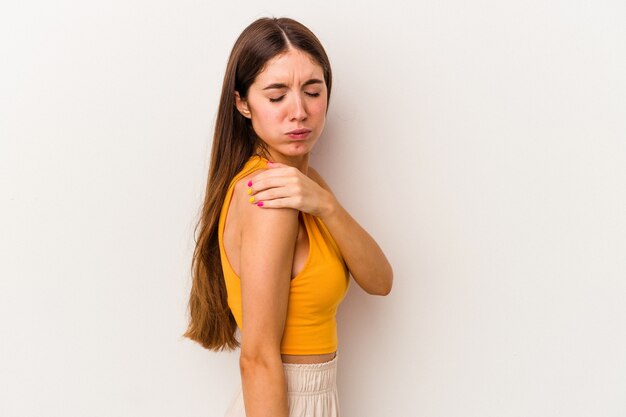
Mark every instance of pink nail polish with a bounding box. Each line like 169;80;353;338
247;180;252;187
257;201;264;207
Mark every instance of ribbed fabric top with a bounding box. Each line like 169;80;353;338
218;155;350;354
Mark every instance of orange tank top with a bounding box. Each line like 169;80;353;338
218;155;350;355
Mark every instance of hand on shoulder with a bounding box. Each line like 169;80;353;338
245;162;336;217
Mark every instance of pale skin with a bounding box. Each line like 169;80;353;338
225;46;392;417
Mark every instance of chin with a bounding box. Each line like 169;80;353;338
285;143;315;157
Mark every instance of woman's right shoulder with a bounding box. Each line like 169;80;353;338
228;168;267;220
231;168;299;227
231;168;266;197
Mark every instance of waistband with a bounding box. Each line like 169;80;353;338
282;353;338;395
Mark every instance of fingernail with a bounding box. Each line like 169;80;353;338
247;188;252;195
257;201;264;207
247;180;252;187
248;196;255;203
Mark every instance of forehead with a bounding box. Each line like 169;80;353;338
255;49;324;84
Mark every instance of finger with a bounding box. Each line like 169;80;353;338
250;167;289;184
253;196;299;210
251;185;299;203
249;177;294;196
255;165;300;178
249;171;299;192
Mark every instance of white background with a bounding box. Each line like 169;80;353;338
1;1;625;416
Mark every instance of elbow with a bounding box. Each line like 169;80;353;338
376;280;392;296
369;265;393;296
239;349;282;374
380;282;393;296
239;353;267;371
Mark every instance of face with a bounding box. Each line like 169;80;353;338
235;48;328;161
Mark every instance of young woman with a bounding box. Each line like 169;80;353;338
183;17;393;417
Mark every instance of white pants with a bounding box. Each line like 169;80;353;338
224;353;340;417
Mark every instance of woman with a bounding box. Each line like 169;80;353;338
183;17;393;417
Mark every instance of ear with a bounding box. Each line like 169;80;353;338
234;91;251;119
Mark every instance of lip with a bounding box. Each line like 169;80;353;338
286;128;312;135
286;128;312;140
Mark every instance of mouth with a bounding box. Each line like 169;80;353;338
286;128;312;135
286;128;312;140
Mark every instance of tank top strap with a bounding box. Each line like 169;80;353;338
229;154;269;187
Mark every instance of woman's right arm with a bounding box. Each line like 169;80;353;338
237;177;299;417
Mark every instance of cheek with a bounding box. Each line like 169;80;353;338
260;106;286;123
309;100;327;118
252;106;285;131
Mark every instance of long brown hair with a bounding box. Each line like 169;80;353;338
183;17;333;350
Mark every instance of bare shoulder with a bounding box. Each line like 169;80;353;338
228;169;299;246
234;169;299;227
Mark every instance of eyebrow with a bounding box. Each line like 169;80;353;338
262;78;324;90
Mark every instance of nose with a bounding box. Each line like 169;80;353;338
289;94;308;121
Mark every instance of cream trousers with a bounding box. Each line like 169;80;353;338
224;353;340;417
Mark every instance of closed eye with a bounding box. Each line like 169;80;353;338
269;92;321;103
269;95;285;103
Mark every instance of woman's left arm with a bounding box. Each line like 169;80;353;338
248;163;393;296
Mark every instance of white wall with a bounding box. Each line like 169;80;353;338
1;1;625;416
